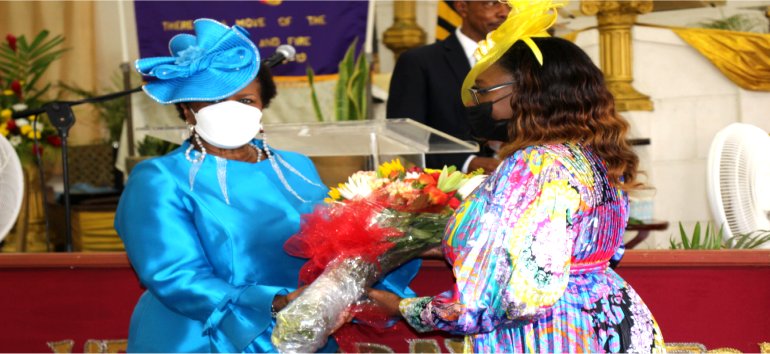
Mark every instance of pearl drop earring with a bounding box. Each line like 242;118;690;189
185;127;207;163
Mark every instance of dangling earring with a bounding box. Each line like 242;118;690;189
185;126;206;164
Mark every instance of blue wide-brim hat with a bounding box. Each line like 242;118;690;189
136;19;260;104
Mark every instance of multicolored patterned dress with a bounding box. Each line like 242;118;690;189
400;143;665;353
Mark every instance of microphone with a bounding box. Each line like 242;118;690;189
11;86;143;119
263;45;296;68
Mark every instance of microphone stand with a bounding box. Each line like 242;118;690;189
12;86;143;252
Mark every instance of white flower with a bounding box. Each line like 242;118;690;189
9;136;22;147
14;118;29;127
405;171;421;180
457;175;487;199
337;171;378;200
12;103;28;112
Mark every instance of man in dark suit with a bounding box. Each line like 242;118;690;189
387;1;509;173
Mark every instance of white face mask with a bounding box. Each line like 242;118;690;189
192;100;262;149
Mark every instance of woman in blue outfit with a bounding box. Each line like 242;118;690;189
115;19;417;352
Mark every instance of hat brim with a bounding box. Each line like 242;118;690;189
142;63;259;104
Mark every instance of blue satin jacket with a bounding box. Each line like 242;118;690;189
115;140;419;352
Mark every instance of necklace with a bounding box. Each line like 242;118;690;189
250;143;263;163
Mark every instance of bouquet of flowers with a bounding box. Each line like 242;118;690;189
271;160;486;353
0;31;66;163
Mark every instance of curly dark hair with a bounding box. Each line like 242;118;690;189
496;37;639;189
174;63;277;120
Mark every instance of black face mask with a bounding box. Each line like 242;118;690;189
466;102;510;142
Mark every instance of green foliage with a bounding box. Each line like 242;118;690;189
696;14;765;33
136;136;179;157
669;222;770;249
0;30;67;106
0;30;67;162
727;230;770;249
306;66;324;122
306;38;369;122
670;222;723;250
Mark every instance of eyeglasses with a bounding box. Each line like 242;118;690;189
467;81;514;105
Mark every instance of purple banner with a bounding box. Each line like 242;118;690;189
134;1;368;77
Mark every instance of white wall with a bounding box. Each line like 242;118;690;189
576;26;770;249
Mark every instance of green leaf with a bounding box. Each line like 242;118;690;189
28;30;50;50
678;222;690;249
346;69;362;120
334;38;357;121
17;35;29;53
692;222;701;248
26;82;52;103
713;224;721;248
669;238;678;250
27;35;65;59
745;230;770;249
352;50;369;120
305;66;325;122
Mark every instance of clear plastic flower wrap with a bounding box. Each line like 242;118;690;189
271;160;485;353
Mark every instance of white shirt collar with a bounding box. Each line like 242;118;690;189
455;27;479;66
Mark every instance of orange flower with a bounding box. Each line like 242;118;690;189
424;185;449;206
417;173;436;187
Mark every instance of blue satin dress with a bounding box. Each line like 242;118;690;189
115;140;419;353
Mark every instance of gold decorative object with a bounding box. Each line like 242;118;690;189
83;339;128;353
666;342;707;353
580;0;654;112
47;339;74;353
383;0;426;59
5;164;51;252
708;348;743;353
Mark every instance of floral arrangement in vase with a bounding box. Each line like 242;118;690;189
0;30;66;163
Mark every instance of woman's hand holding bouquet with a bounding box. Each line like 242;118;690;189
271;160;485;353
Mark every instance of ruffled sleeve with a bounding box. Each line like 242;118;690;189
115;160;283;352
400;146;581;335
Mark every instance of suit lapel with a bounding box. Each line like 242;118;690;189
441;34;471;85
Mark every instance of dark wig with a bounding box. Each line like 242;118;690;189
497;36;639;189
174;63;277;120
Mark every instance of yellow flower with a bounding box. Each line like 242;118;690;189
28;115;37;121
327;187;341;201
26;130;42;139
20;125;32;135
3;90;13;96
377;159;405;178
0;125;8;137
1;109;11;120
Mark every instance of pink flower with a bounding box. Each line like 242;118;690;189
6;34;16;52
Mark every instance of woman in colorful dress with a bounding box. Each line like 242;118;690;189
115;18;418;352
367;2;666;352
